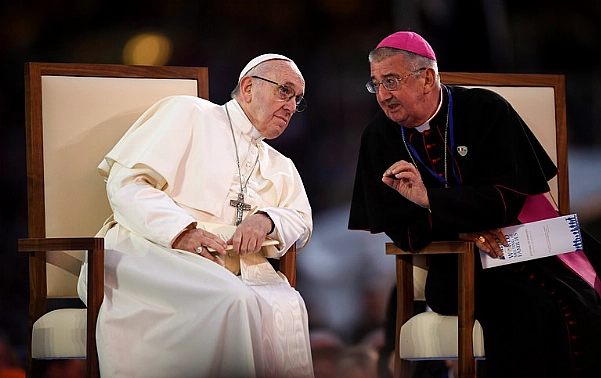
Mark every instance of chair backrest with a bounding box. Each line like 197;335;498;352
440;73;569;214
408;73;568;301
25;63;209;298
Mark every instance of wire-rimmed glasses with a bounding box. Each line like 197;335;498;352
365;68;426;94
251;76;307;112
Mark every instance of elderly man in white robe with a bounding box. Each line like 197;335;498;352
77;54;314;378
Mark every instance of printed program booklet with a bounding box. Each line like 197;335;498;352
480;214;583;268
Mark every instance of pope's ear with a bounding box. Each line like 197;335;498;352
239;76;254;102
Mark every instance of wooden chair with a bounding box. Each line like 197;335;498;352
18;63;297;378
386;73;569;378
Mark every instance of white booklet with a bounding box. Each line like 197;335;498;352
480;214;583;268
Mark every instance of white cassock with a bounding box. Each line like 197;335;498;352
77;96;314;378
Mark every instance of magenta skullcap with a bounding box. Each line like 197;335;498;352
376;31;436;61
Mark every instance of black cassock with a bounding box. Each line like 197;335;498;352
349;85;601;378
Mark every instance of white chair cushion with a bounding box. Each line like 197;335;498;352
399;312;485;359
31;308;87;359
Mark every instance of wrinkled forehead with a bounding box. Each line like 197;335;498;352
369;53;408;78
253;60;305;95
273;61;305;91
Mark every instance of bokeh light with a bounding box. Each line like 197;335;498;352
123;32;172;66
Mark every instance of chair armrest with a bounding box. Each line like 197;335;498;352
18;237;105;308
386;240;474;256
18;237;104;377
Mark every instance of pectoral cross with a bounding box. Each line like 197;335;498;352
230;192;251;225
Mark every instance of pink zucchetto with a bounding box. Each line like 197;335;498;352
376;31;436;61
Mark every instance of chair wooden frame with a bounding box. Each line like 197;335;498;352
386;73;569;378
18;62;298;378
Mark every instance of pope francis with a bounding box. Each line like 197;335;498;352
77;54;314;378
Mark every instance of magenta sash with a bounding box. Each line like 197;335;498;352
518;194;601;297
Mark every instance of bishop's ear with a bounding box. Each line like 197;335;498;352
422;68;437;93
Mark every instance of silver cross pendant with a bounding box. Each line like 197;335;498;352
229;192;251;225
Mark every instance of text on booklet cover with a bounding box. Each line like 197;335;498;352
480;214;583;268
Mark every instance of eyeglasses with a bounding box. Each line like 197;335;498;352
365;68;426;94
251;76;307;112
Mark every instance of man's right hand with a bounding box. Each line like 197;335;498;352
172;228;228;262
383;160;430;209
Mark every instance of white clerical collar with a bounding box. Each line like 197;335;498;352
229;99;265;141
415;87;444;133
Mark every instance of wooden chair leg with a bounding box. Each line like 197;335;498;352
86;355;100;378
394;254;414;378
457;246;476;378
398;359;411;378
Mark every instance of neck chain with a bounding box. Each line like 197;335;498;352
225;103;260;225
443;109;449;186
401;132;419;169
401;85;458;188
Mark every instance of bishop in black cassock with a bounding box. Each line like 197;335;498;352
349;31;601;378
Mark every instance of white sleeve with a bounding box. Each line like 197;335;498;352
106;162;197;248
259;160;313;257
261;207;311;258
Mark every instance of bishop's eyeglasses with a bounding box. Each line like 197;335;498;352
251;76;307;112
365;67;426;94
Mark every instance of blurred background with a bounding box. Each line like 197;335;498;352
1;0;601;376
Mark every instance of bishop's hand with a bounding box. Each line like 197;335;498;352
383;160;430;209
460;229;507;259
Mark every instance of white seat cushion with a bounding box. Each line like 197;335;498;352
399;312;485;359
31;308;87;359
